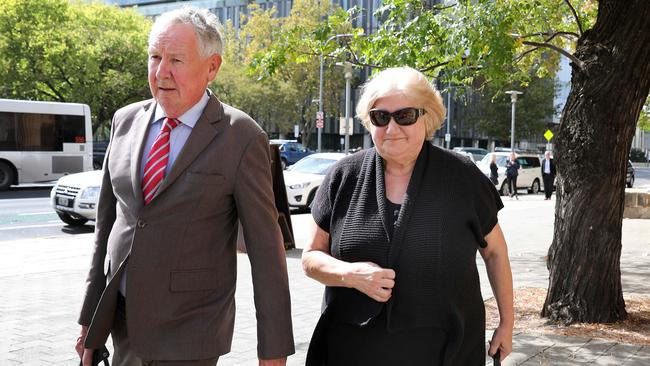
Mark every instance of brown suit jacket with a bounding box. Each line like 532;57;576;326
78;95;295;360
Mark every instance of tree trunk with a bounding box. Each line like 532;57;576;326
542;0;650;324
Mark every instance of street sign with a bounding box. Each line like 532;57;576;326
316;111;323;120
544;129;554;141
316;120;324;129
445;133;451;142
339;117;352;136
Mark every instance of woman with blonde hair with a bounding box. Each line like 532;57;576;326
302;67;514;365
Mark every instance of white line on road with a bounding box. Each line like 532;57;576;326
18;212;55;216
0;223;62;231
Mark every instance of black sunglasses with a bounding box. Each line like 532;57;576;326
368;107;426;127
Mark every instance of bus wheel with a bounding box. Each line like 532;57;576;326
0;161;15;191
56;212;88;226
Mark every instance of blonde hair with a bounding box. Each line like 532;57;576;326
356;67;446;139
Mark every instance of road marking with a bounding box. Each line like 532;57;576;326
18;212;54;216
0;223;62;231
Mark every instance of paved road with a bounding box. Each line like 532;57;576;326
1;193;648;365
0;187;93;241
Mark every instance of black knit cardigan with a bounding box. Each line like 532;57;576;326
310;142;503;365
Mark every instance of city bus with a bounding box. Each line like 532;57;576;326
0;99;93;190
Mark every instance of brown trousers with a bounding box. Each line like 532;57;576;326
111;295;219;366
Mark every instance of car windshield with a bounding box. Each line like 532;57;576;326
479;154;508;167
290;156;338;174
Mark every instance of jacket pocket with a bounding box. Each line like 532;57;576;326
184;172;225;185
170;269;219;292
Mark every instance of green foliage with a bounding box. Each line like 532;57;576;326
214;0;351;144
0;0;151;138
638;96;650;131
460;76;558;140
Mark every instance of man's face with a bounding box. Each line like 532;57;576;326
148;22;221;118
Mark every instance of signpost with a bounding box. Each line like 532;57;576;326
544;129;554;151
316;111;324;129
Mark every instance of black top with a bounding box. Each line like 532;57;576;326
506;160;519;177
490;162;499;180
309;143;503;365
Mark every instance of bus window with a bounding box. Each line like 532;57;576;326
0;112;17;151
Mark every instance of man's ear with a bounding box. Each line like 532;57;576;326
207;54;222;82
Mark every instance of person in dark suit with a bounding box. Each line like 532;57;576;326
301;67;514;365
74;8;294;366
541;151;556;200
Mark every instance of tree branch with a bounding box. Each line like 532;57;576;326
522;40;584;69
564;0;584;35
513;46;541;64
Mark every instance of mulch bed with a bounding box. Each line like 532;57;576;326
484;287;650;345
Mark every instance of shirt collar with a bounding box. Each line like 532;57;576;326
152;90;211;128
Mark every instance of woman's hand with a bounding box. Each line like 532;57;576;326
344;262;396;302
488;322;513;361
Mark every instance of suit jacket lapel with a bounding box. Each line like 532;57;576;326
153;95;224;199
131;101;156;207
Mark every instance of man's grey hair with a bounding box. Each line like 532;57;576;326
150;7;225;58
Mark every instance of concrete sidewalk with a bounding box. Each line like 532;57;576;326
0;194;648;365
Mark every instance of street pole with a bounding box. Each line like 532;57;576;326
505;90;523;153
318;53;324;152
344;62;352;155
317;33;353;153
445;80;451;149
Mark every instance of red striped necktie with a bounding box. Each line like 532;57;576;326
142;117;180;205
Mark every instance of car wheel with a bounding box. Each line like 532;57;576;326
56;211;88;226
281;158;288;170
530;179;541;194
0;161;15;191
499;182;509;196
627;175;634;188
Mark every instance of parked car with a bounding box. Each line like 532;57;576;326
283;153;346;209
477;152;543;196
453;150;476;163
453;147;488;161
270;139;314;169
626;160;635;188
50;170;102;226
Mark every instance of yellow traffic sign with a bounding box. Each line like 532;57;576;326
544;129;554;141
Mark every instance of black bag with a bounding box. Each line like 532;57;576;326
493;350;501;366
79;345;110;366
490;175;498;186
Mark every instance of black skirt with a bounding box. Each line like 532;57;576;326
308;309;447;366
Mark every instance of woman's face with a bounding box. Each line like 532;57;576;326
369;95;427;165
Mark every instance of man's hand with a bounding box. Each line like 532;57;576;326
75;326;94;366
259;357;287;366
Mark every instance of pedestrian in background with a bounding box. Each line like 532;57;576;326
541;151;556;200
490;154;499;186
506;152;520;200
301;67;514;365
75;7;294;366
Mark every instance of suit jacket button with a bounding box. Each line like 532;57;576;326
137;220;146;228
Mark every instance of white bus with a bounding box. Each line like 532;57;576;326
0;99;93;190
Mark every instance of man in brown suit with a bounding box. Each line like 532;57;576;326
75;7;294;366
